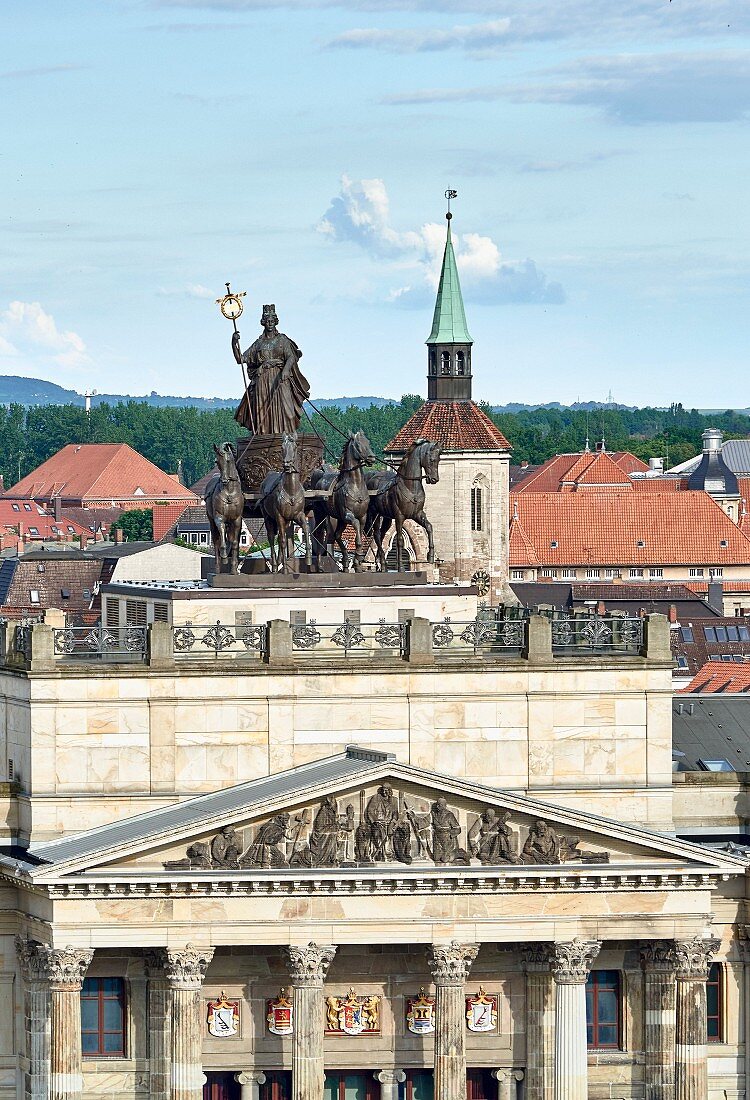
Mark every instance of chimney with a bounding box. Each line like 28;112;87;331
0;474;4;492
595;438;606;453
596;600;606;615
520;461;529;470
648;457;664;473
79;532;88;550
668;604;678;624
54;496;62;520
707;580;724;615
702;427;723;454
114;526;124;545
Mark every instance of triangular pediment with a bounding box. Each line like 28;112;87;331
22;748;743;884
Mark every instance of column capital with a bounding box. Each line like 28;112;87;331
674;935;720;980
426;941;479;985
492;1069;525;1082
375;1070;406;1085
163;943;214;989
16;937;49;984
640;940;678;974
550;939;600;985
39;945;94;990
285;942;336;987
235;1072;267;1085
522;944;553;973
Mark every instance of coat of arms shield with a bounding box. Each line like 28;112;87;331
465;987;498;1033
406;987;436;1035
325;989;380;1036
266;988;294;1035
206;992;240;1037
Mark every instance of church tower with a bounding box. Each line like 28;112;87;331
385;198;513;602
426;212;473;401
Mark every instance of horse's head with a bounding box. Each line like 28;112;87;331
345;430;377;470
280;432;298;473
415;438;442;484
213;441;238;481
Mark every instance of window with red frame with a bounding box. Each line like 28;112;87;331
466;1069;497;1098
203;1073;240;1100
399;1072;434;1100
260;1073;291;1100
585;970;621;1050
80;977;127;1057
707;962;723;1042
323;1073;378;1100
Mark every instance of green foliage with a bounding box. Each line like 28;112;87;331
1;397;749;490
111;508;153;542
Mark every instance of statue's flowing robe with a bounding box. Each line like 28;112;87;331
235;331;309;436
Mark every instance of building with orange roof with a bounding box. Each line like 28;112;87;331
4;443;198;513
507;490;750;587
385;208;512;599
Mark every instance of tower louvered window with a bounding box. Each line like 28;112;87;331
471;487;482;531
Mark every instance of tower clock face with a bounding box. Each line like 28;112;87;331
221;295;244;321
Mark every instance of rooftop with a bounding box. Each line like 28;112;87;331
515;450;648;493
386;400;511;453
426;218;472;346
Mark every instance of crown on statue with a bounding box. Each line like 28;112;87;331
261;304;277;319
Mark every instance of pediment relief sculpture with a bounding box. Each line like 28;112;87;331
162;783;610;871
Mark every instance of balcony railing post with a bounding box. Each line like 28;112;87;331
642;613;671;661
406;617;434;665
265;619;293;664
30;623;56;672
523;614;552;664
147;622;175;669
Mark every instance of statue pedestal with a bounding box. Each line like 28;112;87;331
235;433;325;494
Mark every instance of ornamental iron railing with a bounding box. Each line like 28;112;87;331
550;614;643;655
291;619;406;659
431;614;527;658
14;623;34;662
53;625;148;662
172;620;266;660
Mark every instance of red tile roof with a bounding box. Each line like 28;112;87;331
509;508;541;567
516;451;637;492
153;502;192;541
6;444;198;507
509;491;750;567
631;478;687;492
386;401;510;452
680;661;750;694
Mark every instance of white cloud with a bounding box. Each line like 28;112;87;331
326;19;511;54
157;283;217;299
319;176;564;305
0;301;90;369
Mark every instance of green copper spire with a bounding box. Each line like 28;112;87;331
426;216;473;346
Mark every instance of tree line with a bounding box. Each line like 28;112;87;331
0;399;747;490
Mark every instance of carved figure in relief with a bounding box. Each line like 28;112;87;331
243;814;292;869
391;808;413;864
211;826;242;868
521;820;561;865
364;784;399;861
184;841;213;869
468;809;517;865
431;798;468;864
291;796;353;868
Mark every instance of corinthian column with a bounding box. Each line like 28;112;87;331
523;945;554;1100
426;941;480;1100
674;937;719;1100
164;945;214;1100
640;941;678;1100
550;939;600;1100
285;942;337;1100
37;945;95;1100
16;937;52;1100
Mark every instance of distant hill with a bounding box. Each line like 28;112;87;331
0;376;399;412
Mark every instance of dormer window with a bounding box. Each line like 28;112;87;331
550;540;558;549
720;539;729;547
636;540;645;548
441;351;451;375
456;350;465;376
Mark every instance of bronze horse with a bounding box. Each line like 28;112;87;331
258;432;312;572
309;431;376;572
205;441;244;574
366;438;441;571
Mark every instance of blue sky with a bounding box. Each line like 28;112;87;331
1;1;749;407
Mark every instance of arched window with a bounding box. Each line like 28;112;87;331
429;350;437;375
456;350;465;375
441;351;451;374
471;486;482;532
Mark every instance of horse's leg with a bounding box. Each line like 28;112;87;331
216;517;228;571
265;516;278;572
347;511;364;573
415;510;434;565
331;519;349;571
300;510;312;568
208;514;220;574
378;516;393;571
277;516;288;573
394;513;404;572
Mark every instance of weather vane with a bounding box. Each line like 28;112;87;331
445;189;458;220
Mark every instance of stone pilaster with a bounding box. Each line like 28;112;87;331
550;939;600;1100
16;938;52;1100
523;946;554;1100
285;943;337;1100
145;951;172;1100
426;941;480;1100
640;941;678;1100
164;945;214;1100
374;1069;406;1100
37;945;94;1100
235;1071;267;1100
674;937;719;1100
